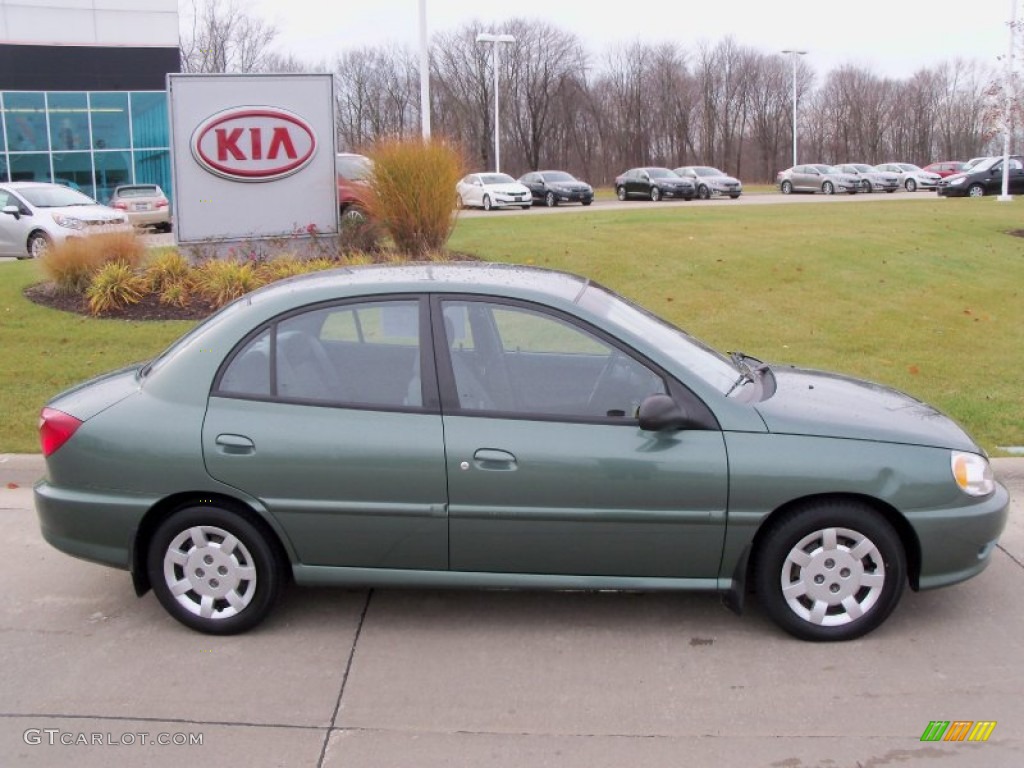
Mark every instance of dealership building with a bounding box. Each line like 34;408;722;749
0;0;179;202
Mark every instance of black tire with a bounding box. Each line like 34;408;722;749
822;181;835;195
148;504;282;635
26;231;51;259
340;206;367;225
616;186;627;201
861;180;872;194
754;500;906;642
650;186;661;202
697;185;711;200
885;189;895;193
905;178;917;192
581;199;592;206
482;195;492;211
781;180;793;195
729;194;741;199
545;191;557;208
968;183;985;198
520;205;531;210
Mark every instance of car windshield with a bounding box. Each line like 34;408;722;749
578;283;739;394
115;186;160;198
850;164;874;172
898;163;922;172
543;171;576;182
17;186;98;207
647;168;677;178
482;174;516;185
972;157;1003;172
336;154;372;181
813;165;836;173
693;167;723;176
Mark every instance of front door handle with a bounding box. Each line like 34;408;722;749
215;434;255;455
472;448;517;471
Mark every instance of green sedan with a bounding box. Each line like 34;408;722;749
34;263;1009;640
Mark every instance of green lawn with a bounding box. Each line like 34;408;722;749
2;195;1022;454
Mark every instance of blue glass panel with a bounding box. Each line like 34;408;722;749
94;150;132;203
7;152;51;182
4;92;48;152
133;148;171;201
47;92;89;151
130;92;169;149
89;92;130;150
52;152;96;198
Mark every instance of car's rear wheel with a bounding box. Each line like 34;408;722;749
148;505;281;635
822;181;835;195
968;183;985;198
545;191;557;207
650;186;661;201
26;231;51;259
482;194;493;211
780;180;793;195
616;186;627;201
905;178;917;192
582;199;592;206
755;500;906;642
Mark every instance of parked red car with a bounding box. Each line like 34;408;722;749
921;161;965;178
336;152;372;222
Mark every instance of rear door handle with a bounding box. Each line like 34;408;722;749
215;434;255;454
472;448;517;471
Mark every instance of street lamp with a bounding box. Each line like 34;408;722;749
476;31;515;173
999;0;1018;202
782;50;807;167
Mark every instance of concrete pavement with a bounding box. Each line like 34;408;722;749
1;454;1022;767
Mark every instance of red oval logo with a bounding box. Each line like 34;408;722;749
191;106;317;182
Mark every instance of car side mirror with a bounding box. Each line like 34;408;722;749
2;204;21;220
638;394;694;432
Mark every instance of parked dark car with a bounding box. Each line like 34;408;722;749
518;170;594;207
34;263;1008;641
936;156;1024;197
673;166;742;199
615;167;695;201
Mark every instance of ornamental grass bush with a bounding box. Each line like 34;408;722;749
39;232;146;294
364;137;464;257
85;260;146;315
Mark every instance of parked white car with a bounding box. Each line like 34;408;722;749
456;173;532;211
0;182;132;259
873;163;942;192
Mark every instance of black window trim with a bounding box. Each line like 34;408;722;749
210;294;440;415
429;293;719;430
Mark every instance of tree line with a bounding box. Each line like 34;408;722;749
181;4;1011;183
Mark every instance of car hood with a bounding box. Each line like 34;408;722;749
706;175;741;185
40;204;128;224
484;182;530;194
654;177;691;185
753;367;980;452
550;182;592;191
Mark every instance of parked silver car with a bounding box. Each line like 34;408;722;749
873;163;942;192
0;181;132;259
777;165;860;195
834;164;899;194
673;166;742;199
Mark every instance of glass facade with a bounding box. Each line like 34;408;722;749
0;90;171;204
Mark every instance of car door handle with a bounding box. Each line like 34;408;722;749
472;448;517;470
215;434;255;454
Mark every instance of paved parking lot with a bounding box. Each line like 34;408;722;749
0;454;1021;767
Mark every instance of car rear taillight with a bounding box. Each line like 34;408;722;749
39;408;83;457
156;199;169;208
112;201;128;210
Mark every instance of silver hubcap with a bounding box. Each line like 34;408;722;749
780;527;885;627
30;237;47;258
163;525;257;620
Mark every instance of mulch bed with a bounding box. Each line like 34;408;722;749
23;282;216;321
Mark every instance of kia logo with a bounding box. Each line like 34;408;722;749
191;106;317;182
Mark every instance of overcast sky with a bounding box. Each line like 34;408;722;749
249;0;1014;79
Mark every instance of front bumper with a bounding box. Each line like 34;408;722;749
493;195;531;207
936;184;969;197
660;187;694;199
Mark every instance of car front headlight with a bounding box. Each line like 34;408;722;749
951;451;995;496
53;215;86;231
948;176;966;185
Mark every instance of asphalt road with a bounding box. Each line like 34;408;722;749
1;454;1021;768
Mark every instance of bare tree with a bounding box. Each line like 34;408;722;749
179;0;279;73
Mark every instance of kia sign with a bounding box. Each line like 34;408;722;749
168;74;337;245
191;107;317;182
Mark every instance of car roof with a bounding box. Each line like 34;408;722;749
0;181;64;190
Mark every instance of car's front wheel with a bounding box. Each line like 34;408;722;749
148;504;282;635
616;186;627;201
650;186;661;202
697;185;711;200
861;180;872;193
755;500;906;641
968;183;985;198
822;181;835;195
905;178;917;192
780;180;793;195
26;231;51;259
545;191;557;208
482;194;493;211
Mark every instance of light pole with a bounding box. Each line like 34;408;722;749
999;0;1018;201
782;50;807;167
418;0;430;139
476;32;515;173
